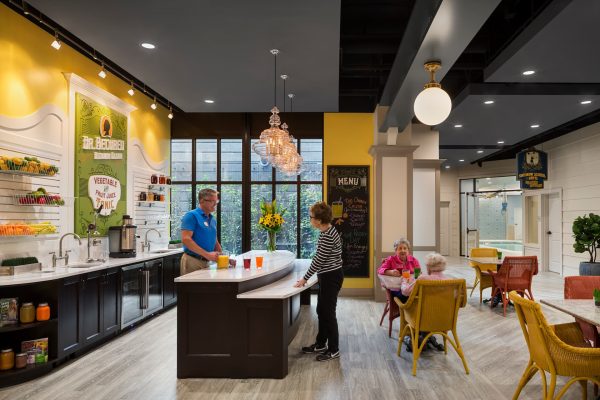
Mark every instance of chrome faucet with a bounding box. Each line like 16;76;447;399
142;228;161;252
50;233;82;267
86;205;105;262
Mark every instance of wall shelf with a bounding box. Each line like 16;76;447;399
136;201;169;208
0;169;59;178
148;184;171;191
0;318;58;334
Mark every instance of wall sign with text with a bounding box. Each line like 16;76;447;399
74;93;127;236
517;148;548;189
327;166;369;278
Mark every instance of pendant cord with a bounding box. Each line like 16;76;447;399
283;78;286;113
274;53;277;107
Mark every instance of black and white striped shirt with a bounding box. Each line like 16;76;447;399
303;226;343;280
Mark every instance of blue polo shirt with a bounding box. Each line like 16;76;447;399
181;208;217;257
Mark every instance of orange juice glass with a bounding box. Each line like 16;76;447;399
401;270;410;279
217;254;229;269
255;256;264;269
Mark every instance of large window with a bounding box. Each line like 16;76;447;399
171;137;322;258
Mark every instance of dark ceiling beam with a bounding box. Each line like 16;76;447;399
340;43;400;55
473;108;600;164
484;0;572;80
379;0;501;133
440;144;506;149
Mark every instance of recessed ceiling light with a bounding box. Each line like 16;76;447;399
497;140;505;144
484;100;494;105
141;43;155;49
477;150;484;154
530;124;540;128
581;100;592;105
454;124;463;128
459;159;465;162
204;99;215;104
445;165;450;169
522;70;535;76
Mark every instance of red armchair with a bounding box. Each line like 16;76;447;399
564;276;600;348
490;256;538;316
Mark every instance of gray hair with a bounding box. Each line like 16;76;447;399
198;188;218;201
393;238;411;250
425;253;447;272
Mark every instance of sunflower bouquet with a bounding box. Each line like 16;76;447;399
258;199;286;251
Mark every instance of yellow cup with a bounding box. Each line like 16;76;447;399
217;255;229;269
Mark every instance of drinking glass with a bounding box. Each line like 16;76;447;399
413;268;421;279
243;257;251;270
401;270;410;279
217;251;230;269
255;255;264;269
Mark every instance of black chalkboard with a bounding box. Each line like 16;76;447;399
327;166;369;278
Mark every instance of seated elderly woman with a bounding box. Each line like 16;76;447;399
377;238;421;303
400;253;449;352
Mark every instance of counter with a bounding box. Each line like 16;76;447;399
177;250;315;379
0;249;183;286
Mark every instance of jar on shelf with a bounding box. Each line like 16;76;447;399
159;175;166;184
159;193;165;202
0;349;14;370
166;176;172;185
20;302;35;324
15;353;27;369
36;303;50;321
139;191;147;201
150;174;158;184
146;192;154;202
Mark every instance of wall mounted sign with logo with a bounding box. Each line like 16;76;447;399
517;147;548;189
74;93;127;236
327;166;369;278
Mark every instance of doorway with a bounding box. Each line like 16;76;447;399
544;191;562;274
440;202;450;256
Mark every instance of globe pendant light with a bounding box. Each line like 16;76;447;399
413;61;452;126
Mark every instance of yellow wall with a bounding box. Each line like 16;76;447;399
324;113;374;289
0;4;170;163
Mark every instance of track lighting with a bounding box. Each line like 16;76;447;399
168;108;173;120
98;63;106;79
51;32;61;50
128;82;135;96
151;97;157;110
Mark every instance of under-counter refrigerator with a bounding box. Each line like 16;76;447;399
121;259;163;328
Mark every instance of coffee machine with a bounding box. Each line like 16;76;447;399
108;215;137;258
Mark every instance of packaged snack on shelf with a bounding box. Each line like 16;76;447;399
21;337;48;363
0;298;19;326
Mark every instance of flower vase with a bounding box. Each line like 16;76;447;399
267;231;276;252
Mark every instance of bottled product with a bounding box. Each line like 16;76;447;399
20;302;35;323
159;175;166;184
36;303;50;321
15;353;27;369
139;191;147;201
0;349;14;370
166;176;172;185
150;174;158;184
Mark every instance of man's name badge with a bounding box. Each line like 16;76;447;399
204;221;209;227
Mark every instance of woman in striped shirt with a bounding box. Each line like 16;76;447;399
294;201;344;361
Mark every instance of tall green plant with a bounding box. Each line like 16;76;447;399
573;213;600;262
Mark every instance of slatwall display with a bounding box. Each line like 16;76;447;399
132;169;170;246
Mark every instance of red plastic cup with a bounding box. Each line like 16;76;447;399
243;258;251;270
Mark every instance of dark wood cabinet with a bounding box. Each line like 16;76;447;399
58;267;121;356
163;254;181;308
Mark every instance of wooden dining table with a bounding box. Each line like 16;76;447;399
541;299;600;327
467;257;504;267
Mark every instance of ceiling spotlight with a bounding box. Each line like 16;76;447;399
445;165;450;169
50;32;61;50
127;82;135;96
141;43;156;49
151;97;157;110
459;159;465;162
581;100;592;105
477;150;484;154
168;106;173;120
497;140;505;144
522;70;535;76
413;61;452;126
484;100;495;105
204;99;215;104
454;124;463;128
530;124;540;128
98;63;106;79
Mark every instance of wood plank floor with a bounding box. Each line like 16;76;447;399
0;258;590;399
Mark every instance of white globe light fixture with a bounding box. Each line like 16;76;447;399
413;61;452;126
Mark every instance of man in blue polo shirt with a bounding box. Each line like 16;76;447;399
180;188;222;275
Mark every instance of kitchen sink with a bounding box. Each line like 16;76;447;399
149;249;172;254
67;260;104;268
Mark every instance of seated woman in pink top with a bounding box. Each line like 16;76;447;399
377;238;420;303
400;253;448;353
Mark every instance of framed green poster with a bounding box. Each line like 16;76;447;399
74;93;127;236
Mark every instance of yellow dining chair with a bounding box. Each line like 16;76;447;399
394;279;469;376
469;247;498;303
510;291;600;400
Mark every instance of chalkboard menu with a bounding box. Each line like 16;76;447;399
327;166;369;277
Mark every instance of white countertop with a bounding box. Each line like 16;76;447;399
0;249;183;286
237;267;317;299
175;250;296;283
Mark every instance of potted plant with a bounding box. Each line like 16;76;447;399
573;213;600;275
594;289;600;307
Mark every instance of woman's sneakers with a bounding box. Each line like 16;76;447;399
316;350;340;361
302;343;327;353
